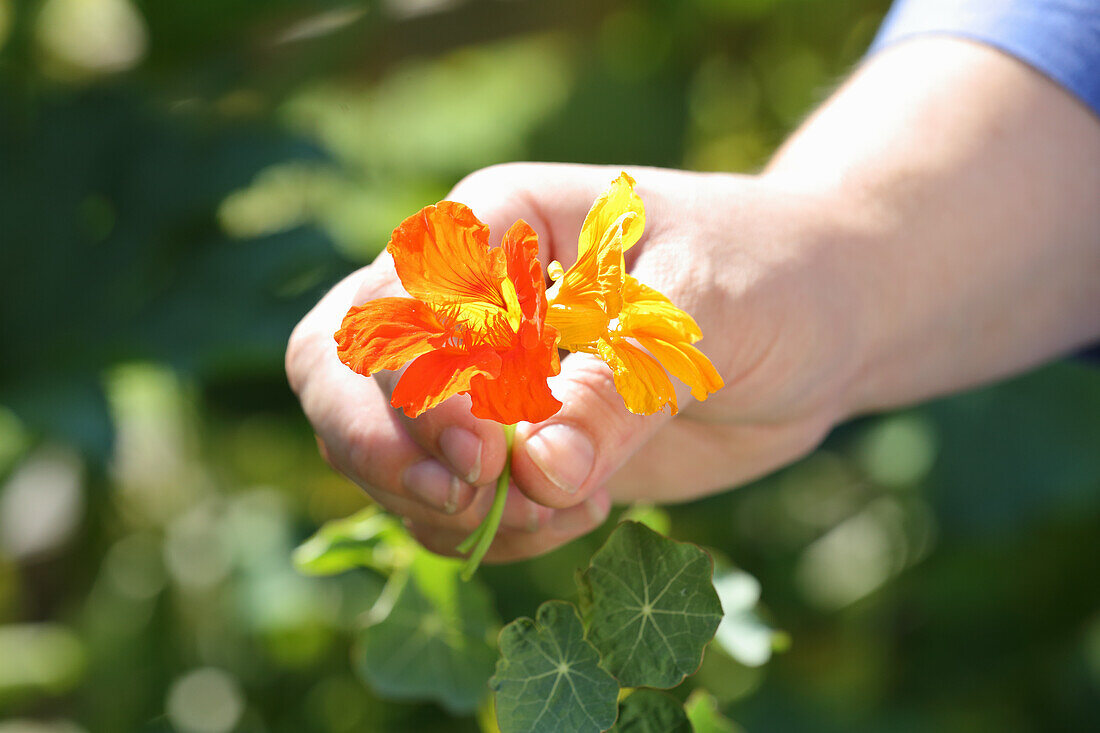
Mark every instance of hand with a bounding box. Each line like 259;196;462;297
287;163;858;562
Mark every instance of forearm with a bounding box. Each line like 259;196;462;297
764;37;1100;415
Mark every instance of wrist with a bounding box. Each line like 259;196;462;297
736;173;877;431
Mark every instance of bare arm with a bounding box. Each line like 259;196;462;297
767;37;1100;413
287;36;1100;562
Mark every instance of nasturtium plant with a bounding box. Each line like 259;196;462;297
292;506;410;576
355;550;499;715
609;689;692;733
491;601;620;733
296;513;756;730
579;521;723;689
294;513;499;714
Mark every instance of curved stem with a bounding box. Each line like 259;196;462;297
458;423;515;580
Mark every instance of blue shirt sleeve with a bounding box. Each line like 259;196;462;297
870;0;1100;119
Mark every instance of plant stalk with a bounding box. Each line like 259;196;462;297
458;423;516;580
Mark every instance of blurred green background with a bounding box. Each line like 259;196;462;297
1;0;1098;731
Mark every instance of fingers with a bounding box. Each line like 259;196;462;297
511;353;677;509
292;164;704;556
307;357;556;534
299;338;476;515
406;489;612;564
340;164;632;490
392;389;510;489
288;268;480;523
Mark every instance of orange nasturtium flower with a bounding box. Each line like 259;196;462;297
546;173;724;415
334;201;562;425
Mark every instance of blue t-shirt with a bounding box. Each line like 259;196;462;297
871;0;1100;120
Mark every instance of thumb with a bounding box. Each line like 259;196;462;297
511;352;673;509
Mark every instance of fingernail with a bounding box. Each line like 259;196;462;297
439;427;483;484
524;423;595;495
403;459;468;514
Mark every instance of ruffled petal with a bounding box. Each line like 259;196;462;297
335;297;450;375
501;219;547;324
390;348;501;418
388;201;510;332
468;321;562;424
596;338;678;416
634;336;723;402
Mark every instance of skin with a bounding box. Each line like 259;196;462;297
286;37;1100;562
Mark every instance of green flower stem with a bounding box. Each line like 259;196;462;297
458;423;515;580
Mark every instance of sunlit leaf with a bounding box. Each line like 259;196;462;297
609;689;690;733
579;521;722;688
491;601;619;733
685;689;740;733
355;549;499;715
292;506;410;576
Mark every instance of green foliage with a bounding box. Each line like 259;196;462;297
293;507;410;577
609;689;692;733
355;551;499;716
491;521;732;732
0;90;344;459
297;517;738;730
491;601;619;733
4;0;1099;731
580;521;723;689
295;513;499;716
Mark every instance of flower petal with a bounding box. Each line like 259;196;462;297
461;220;564;424
501;219;547;324
596;338;678;416
390;348;501;418
468;321;562;424
618;275;703;344
634;336;723;402
388;201;510;331
335;297;450;375
578;172;646;259
546;298;610;351
548;173;644;325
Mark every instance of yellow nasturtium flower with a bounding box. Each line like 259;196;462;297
546;173;724;415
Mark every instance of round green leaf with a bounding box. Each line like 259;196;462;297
579;521;723;688
491;601;620;733
355;550;498;715
610;689;691;733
